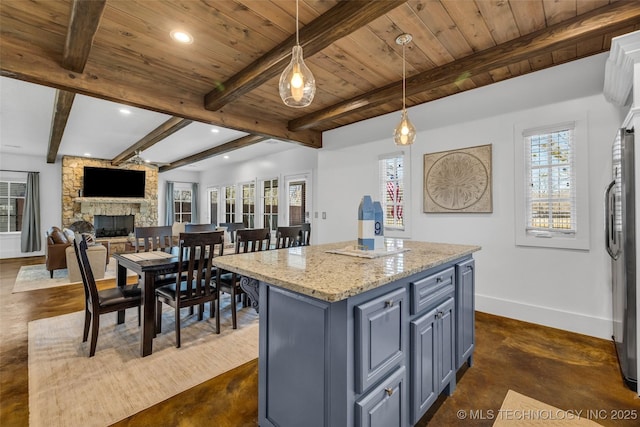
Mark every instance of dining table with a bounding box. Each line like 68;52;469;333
113;249;182;357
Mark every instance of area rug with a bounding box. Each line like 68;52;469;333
12;257;137;293
28;296;259;427
493;390;603;426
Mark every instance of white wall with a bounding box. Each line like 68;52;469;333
0;153;61;258
317;53;627;339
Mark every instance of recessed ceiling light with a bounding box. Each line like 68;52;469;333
170;30;193;44
119;108;131;115
211;128;220;133
84;153;91;157
223;155;229;159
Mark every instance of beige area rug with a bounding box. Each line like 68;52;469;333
493;390;603;426
12;257;137;293
28;296;259;427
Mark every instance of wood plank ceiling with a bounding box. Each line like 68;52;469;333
1;0;639;171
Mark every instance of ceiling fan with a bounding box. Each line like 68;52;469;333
126;150;169;167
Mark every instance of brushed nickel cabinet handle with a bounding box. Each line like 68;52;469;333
385;387;393;396
385;300;394;307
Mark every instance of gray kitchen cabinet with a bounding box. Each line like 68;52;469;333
455;258;475;369
410;296;456;424
355;366;407;427
355;287;406;393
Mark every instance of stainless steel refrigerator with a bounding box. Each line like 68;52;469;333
605;127;637;391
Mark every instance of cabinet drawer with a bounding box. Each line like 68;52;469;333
355;366;406;427
355;288;405;393
410;267;454;315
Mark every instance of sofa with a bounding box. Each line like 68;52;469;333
65;244;107;283
45;226;73;278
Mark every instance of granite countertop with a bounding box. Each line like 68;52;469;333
212;239;480;302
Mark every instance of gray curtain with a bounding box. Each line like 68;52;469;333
21;172;41;252
191;182;199;224
165;181;174;226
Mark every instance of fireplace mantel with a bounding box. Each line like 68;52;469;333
74;197;152;215
74;197;150;204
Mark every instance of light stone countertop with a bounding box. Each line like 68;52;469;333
212;239;481;302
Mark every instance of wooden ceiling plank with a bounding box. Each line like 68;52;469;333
509;0;546;35
111;117;193;166
159;135;268;172
46;90;75;164
440;0;496;52
289;1;640;131
203;0;408;111
542;0;577;26
62;0;107;73
0;33;321;148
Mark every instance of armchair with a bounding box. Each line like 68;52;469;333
45;226;73;278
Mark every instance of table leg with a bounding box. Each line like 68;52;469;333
140;272;156;357
116;262;127;324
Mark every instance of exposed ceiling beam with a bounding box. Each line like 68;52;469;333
111;117;193;166
45;0;106;163
62;0;107;73
289;1;640;131
159;135;267;173
204;0;408;111
46;90;76;163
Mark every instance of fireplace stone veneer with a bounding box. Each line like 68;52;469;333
61;156;159;234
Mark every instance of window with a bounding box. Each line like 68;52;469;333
224;185;236;223
379;153;405;232
173;188;192;223
0;180;26;232
288;180;306;226
515;116;589;250
241;182;255;228
208;187;219;224
261;178;278;233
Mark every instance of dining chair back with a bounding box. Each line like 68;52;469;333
218;222;245;243
275;226;302;249
134;225;173;252
73;236;142;357
155;231;225;347
219;227;270;330
184;223;217;233
300;223;311;246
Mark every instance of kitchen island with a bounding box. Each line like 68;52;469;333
212;239;480;427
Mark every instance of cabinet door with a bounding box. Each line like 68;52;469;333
410;306;438;424
437;298;455;393
355;366;406;427
355;288;406;393
455;259;475;369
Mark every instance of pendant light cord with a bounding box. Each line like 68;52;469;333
296;0;299;46
402;42;406;111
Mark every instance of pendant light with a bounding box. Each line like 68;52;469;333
279;0;316;108
393;34;416;146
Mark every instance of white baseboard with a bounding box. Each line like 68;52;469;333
476;294;612;340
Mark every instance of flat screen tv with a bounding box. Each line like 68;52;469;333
83;167;145;198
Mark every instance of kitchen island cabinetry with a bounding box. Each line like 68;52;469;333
212;240;480;427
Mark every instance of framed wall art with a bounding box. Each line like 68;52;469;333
423;144;492;213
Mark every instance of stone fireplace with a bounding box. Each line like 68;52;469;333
61;156;159;251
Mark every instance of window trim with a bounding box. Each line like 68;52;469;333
172;184;193;223
378;151;411;239
0;179;26;233
514;113;590;250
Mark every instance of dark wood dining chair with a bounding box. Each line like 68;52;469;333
218;222;246;243
184;223;217;232
300;222;311;246
155;231;225;347
275;226;302;249
218;228;270;330
73;236;142;357
134;225;173;252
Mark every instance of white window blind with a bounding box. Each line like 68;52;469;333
524;122;576;237
378;153;405;231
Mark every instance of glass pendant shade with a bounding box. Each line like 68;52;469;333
393;109;416;146
279;45;316;108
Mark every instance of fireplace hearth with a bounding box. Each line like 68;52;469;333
94;215;134;238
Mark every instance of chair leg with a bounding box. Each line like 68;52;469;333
215;289;221;334
175;305;181;348
156;300;162;334
89;313;100;357
82;307;91;342
50;270;54;278
198;303;204;321
231;289;238;330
